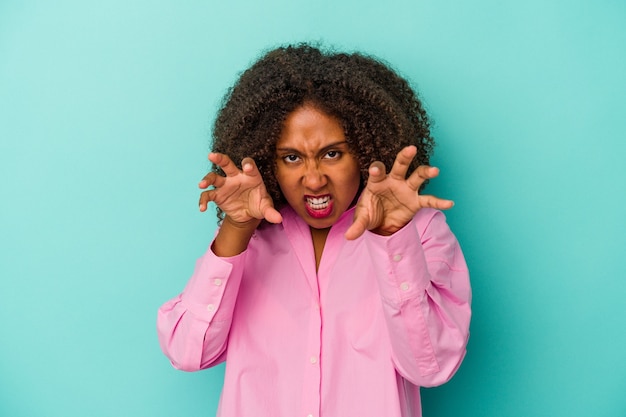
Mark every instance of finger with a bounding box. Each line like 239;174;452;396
199;171;213;188
406;165;440;191
366;161;387;184
418;194;455;210
208;152;240;177
198;189;217;212
262;206;283;224
255;194;282;224
241;157;262;178
199;172;226;189
345;212;370;240
388;146;417;180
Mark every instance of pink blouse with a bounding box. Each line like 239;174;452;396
157;206;471;417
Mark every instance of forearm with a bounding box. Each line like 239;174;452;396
366;210;471;386
212;216;260;257
157;247;246;371
157;296;230;371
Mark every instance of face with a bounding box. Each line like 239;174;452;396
275;104;361;230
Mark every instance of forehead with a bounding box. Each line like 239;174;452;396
276;105;345;150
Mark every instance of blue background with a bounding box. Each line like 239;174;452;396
1;1;625;416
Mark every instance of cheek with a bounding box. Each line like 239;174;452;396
274;166;288;188
275;168;297;198
344;167;362;200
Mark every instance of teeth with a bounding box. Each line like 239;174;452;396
307;196;330;209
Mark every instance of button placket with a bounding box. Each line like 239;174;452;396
301;297;322;417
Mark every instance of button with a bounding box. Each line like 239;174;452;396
307;414;314;417
393;254;402;262
400;282;410;291
206;304;215;312
309;356;318;364
213;279;222;286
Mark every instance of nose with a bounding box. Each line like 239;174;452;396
302;162;327;191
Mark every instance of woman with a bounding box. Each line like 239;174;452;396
157;44;471;417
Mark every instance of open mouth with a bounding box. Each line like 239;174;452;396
307;195;330;209
305;195;333;218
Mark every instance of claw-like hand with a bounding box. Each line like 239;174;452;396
199;153;282;226
345;146;454;240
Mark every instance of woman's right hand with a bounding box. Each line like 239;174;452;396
198;153;283;226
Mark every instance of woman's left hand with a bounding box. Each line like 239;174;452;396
345;146;454;240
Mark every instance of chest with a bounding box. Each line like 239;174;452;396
238;231;381;322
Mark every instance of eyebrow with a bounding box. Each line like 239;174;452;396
275;141;350;154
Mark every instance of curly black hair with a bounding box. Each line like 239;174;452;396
211;43;434;219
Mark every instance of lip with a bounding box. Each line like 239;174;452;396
304;194;333;219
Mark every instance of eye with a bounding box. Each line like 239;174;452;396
283;154;301;163
323;150;342;160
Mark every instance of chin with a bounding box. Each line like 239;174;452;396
305;216;336;230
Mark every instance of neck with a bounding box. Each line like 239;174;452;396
310;227;330;272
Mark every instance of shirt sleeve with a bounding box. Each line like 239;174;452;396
364;209;472;387
156;246;246;372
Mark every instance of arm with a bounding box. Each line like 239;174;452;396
157;152;281;370
365;210;471;386
157;248;246;371
346;146;470;385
